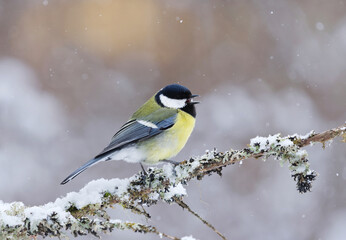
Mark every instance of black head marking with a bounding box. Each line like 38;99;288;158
155;84;198;118
155;84;192;101
181;103;197;118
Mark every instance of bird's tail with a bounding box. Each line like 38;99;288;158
60;157;102;185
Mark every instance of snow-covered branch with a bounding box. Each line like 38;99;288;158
1;124;345;239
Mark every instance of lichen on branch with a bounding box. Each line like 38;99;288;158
0;124;345;239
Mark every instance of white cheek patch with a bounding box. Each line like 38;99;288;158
160;94;186;109
137;120;158;129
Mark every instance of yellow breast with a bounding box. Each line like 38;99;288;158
142;110;195;164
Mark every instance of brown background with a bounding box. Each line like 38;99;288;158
1;0;346;239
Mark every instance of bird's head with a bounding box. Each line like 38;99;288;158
155;84;199;117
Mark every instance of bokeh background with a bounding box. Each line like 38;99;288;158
1;0;346;239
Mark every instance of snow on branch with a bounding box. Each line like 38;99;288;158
1;124;345;239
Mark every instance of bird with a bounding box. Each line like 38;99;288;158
60;84;199;184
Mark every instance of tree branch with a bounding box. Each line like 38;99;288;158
1;124;345;239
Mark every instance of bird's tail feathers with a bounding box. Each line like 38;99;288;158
60;157;102;185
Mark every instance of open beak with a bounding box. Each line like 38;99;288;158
189;94;200;104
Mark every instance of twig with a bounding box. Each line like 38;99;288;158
154;231;180;240
297;124;346;147
189;124;346;178
174;197;227;240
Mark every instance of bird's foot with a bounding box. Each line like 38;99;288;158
140;162;148;175
139;163;149;186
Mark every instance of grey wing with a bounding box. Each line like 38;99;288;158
94;114;177;159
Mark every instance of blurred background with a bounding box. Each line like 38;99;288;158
1;0;346;239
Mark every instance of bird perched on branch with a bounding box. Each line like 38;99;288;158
61;84;199;184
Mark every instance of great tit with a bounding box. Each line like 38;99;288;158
61;84;199;184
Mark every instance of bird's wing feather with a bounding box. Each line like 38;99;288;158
94;109;178;159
